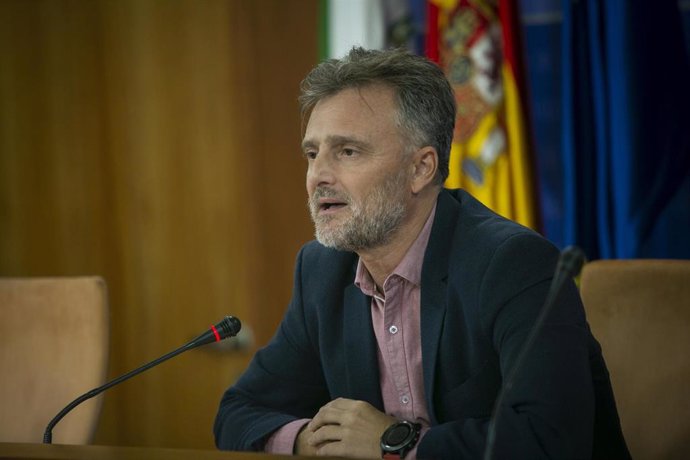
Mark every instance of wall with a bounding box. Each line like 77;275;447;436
0;0;318;449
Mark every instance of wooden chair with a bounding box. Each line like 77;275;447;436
580;260;690;460
0;277;109;444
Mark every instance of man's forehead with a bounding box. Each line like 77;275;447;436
334;84;395;108
308;84;395;118
304;85;397;131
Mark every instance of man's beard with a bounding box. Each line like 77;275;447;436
308;168;409;252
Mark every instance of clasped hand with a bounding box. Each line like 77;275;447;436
296;398;397;458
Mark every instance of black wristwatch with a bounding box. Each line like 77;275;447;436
380;420;421;459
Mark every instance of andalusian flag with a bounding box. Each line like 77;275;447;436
428;0;537;229
318;0;423;60
319;0;385;59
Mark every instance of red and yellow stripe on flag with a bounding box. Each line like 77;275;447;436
427;0;537;229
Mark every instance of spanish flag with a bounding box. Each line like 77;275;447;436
428;0;537;229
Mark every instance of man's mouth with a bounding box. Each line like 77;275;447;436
318;200;347;214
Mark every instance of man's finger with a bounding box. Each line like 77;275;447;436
308;405;347;430
308;424;344;446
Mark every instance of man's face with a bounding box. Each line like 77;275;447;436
302;85;413;252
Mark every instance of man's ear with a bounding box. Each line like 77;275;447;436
410;146;439;194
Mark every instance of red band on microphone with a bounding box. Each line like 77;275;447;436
211;325;221;342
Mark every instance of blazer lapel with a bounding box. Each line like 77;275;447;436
343;282;384;410
420;190;460;423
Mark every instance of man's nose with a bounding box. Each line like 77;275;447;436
307;153;336;189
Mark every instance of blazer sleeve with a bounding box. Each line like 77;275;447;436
418;232;595;459
214;246;330;451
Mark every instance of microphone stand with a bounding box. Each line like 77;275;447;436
483;247;585;460
43;315;241;444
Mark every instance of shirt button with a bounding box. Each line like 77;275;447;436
389;325;398;334
401;396;410;404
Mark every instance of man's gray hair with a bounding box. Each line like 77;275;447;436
299;47;456;184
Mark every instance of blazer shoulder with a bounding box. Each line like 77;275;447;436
439;189;553;259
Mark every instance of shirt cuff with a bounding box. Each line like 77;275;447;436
264;418;311;455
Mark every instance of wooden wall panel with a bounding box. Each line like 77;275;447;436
0;0;318;449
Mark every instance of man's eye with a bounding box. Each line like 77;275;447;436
304;151;317;160
342;148;356;157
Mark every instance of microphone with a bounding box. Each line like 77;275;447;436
483;246;586;460
43;315;241;444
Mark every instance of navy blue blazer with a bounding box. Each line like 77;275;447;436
215;189;629;459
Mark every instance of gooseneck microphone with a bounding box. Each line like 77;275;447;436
43;315;241;444
483;247;586;460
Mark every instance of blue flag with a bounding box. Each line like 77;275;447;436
561;0;690;259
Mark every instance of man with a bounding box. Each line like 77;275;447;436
214;48;629;459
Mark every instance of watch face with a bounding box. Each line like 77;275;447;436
381;420;420;454
387;424;412;447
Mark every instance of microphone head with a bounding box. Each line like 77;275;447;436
189;316;243;349
216;316;242;340
559;246;586;277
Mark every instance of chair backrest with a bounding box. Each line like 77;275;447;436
0;277;109;444
580;260;690;460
